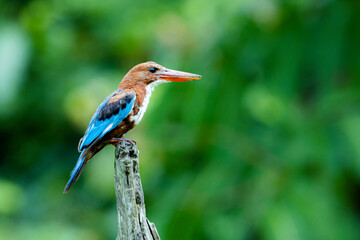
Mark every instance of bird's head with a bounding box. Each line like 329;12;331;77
119;61;202;88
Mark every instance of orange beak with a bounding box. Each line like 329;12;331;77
157;68;202;82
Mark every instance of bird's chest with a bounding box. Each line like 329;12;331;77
130;85;153;125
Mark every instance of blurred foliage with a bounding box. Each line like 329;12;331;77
1;0;360;239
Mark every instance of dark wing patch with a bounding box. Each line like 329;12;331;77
97;93;134;121
77;89;136;152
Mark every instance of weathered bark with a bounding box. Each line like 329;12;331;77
114;141;160;240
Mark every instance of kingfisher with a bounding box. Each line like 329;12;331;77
64;62;201;193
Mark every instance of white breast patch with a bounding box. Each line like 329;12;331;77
130;80;168;125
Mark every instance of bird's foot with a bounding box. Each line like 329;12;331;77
110;138;136;146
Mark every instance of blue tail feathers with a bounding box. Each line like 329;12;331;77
64;153;86;193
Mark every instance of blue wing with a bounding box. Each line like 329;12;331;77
78;89;136;152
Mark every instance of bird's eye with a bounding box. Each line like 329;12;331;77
149;67;158;73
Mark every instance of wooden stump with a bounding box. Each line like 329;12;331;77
114;141;160;240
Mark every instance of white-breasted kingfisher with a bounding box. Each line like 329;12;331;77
64;62;202;192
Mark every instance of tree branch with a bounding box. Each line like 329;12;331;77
114;141;160;240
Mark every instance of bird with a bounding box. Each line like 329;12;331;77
64;61;202;193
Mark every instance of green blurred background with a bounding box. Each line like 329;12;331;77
1;0;360;239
